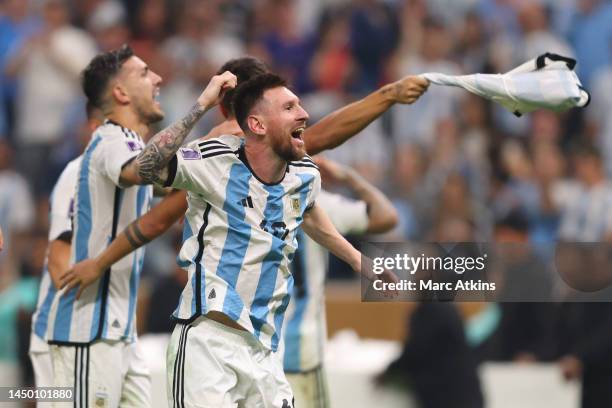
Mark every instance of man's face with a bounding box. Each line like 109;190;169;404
117;56;164;124
256;87;309;161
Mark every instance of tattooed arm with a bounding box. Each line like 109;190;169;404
119;71;238;186
59;189;188;298
303;75;429;155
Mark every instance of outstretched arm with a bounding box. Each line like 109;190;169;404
316;158;398;233
304;76;429;155
119;71;237;186
59;190;188;297
302;204;398;295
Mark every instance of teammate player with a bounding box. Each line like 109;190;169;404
283;157;398;408
28;103;103;405
45;45;236;407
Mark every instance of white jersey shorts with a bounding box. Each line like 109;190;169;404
49;339;150;407
167;316;294;408
29;345;54;408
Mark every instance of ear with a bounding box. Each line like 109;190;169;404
110;82;130;106
247;115;266;136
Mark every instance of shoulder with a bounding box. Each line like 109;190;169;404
191;135;241;160
59;156;83;182
288;154;319;172
95;121;139;141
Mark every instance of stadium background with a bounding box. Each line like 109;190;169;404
1;0;612;406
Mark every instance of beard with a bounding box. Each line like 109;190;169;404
272;137;305;161
135;100;165;125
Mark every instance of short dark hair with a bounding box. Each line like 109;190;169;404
82;44;134;109
232;73;287;133
216;57;269;117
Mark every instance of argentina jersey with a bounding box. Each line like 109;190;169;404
165;135;321;351
30;157;81;352
283;191;369;372
46;120;152;344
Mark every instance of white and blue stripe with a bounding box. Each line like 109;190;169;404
169;135;320;351
46;122;152;344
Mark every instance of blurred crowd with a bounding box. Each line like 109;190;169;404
1;0;612;405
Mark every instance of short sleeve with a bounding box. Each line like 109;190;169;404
99;127;144;187
164;144;213;195
48;160;79;241
305;171;321;211
317;190;369;235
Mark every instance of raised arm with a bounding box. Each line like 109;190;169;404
59;189;188;297
302;204;398;295
303;75;429;155
302;203;362;272
119;71;237;186
316;157;398;233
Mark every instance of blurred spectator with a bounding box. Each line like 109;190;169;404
476;210;557;362
568;0;612;88
377;302;484;408
308;8;354;93
87;0;130;52
557;301;612;408
348;0;400;94
391;16;462;149
455;11;490;73
516;2;574;61
131;0;166;60
0;229;43;386
586;61;612;177
157;0;225;138
0;0;40;138
531;139;567;243
258;0;316;93
0;140;35;283
5;0;96;196
145;253;188;333
554;143;612;241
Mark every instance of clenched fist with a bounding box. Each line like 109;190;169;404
383;75;430;104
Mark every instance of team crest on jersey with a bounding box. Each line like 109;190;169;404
125;140;142;152
95;392;108;407
291;198;300;214
180;147;201;160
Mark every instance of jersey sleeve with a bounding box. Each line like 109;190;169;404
317;190;369;235
164;143;214;195
48;161;79;241
305;170;321;211
98;127;144;187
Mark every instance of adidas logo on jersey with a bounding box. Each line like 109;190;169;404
111;319;121;329
238;196;254;208
208;288;216;299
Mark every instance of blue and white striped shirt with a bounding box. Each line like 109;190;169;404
167;135;320;351
30;157;80;352
46;121;152;344
283;191;368;372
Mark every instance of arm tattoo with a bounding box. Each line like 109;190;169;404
125;221;151;250
135;103;207;184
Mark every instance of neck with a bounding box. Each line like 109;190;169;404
244;139;287;184
106;107;150;139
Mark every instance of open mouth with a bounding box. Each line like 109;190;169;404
153;88;160;102
291;127;305;139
